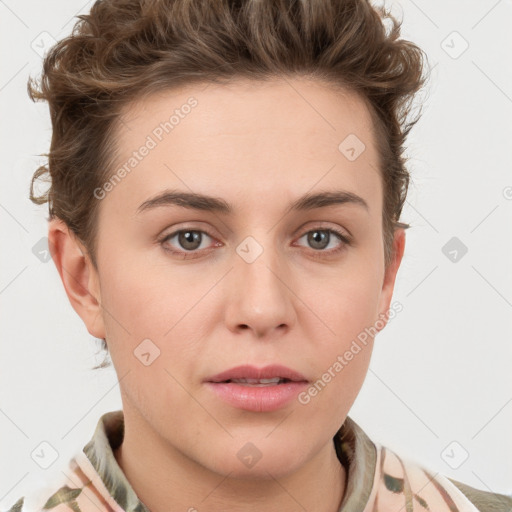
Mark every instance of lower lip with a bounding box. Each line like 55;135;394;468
205;381;309;412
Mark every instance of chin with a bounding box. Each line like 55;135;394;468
200;441;307;480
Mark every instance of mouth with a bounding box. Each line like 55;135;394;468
205;364;309;384
215;377;296;386
204;365;309;412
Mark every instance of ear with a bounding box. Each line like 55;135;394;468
376;228;406;330
48;218;106;339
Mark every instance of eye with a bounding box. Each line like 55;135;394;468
295;227;351;257
160;228;219;259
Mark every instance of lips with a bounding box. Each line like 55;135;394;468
205;364;309;384
204;364;310;412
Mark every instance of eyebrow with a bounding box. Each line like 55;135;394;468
136;189;369;215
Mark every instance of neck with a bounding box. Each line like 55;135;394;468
113;411;347;512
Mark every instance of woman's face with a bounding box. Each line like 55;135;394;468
67;77;404;478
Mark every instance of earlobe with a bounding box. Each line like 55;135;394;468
47;218;106;339
376;228;406;331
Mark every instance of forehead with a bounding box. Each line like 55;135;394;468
119;76;376;148
105;77;382;218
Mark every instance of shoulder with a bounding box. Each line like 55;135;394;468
3;483;101;512
2;410;127;512
372;443;512;512
3;489;79;512
335;417;512;512
2;457;110;512
447;477;512;512
2;482;90;512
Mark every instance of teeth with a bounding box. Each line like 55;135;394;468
230;377;282;385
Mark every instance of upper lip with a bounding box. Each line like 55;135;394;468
205;364;309;383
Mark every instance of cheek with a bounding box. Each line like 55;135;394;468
99;251;182;332
99;265;197;412
97;251;208;378
302;298;375;428
309;271;382;340
302;272;381;399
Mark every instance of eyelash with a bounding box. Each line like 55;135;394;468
159;226;352;260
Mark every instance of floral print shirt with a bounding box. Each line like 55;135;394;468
5;410;512;512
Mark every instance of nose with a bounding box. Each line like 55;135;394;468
223;236;297;339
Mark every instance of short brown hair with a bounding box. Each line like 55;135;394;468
28;0;429;367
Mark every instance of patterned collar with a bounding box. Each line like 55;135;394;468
12;409;502;512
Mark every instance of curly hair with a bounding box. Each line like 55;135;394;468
28;0;429;369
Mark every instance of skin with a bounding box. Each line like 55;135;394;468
49;77;405;512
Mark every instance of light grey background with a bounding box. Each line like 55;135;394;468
1;0;511;508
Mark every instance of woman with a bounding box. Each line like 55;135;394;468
8;0;511;511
